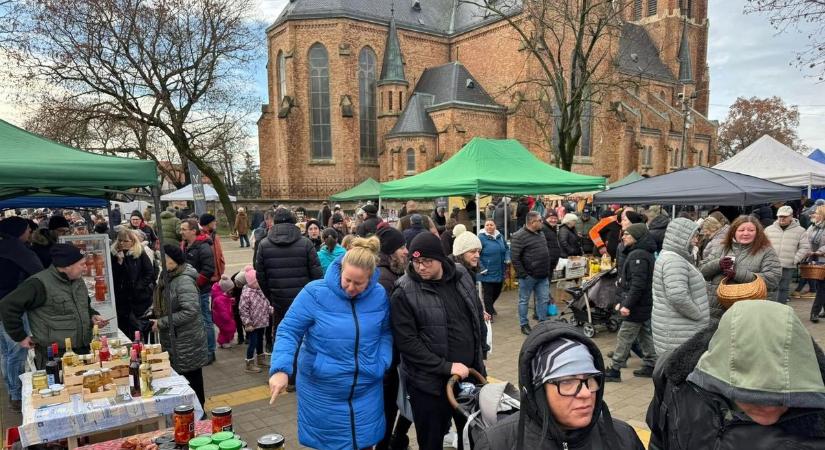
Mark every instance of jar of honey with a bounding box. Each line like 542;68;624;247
100;367;114;387
174;405;196;445
32;370;48;391
83;370;102;393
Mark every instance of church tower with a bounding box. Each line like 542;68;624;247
377;14;409;179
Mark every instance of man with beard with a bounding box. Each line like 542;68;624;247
375;225;413;450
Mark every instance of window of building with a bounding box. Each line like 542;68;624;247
633;0;642;20
698;150;704;166
642;145;653;167
358;47;377;161
278;51;287;102
309;43;332;160
398;91;403;111
670;146;680;168
577;98;593;158
647;0;656;16
388;91;393;111
405;148;415;174
681;0;692;18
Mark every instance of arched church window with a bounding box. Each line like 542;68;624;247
358;47;377;161
309;44;331;160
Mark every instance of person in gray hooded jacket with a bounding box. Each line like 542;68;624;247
651;218;709;355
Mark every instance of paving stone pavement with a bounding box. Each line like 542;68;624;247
3;241;825;450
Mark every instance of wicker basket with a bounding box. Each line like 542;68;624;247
800;264;825;281
717;275;767;310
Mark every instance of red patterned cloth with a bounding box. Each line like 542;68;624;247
77;420;212;450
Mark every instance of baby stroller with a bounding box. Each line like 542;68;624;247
447;369;520;449
558;267;621;338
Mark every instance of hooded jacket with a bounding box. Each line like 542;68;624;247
647;301;825;450
182;234;215;294
0;233;44;300
765;218;810;268
479;229;510;283
652;218;709;355
618;232;657;323
356;214;382;237
30;228;56;268
559;223;583;257
541;222;562;274
647;214;670;253
270;256;392;450
110;248;155;323
255;223;323;312
474;322;644;450
700;240;782;318
318;244;347;274
234;211;249;234
155;264;208;374
159;210;181;245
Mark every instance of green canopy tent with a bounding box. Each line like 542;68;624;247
330;177;381;201
608;171;644;189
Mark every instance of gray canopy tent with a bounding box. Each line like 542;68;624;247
593;167;799;206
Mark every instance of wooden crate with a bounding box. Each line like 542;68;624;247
81;386;117;402
31;388;71;408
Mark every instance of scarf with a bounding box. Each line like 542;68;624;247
152;263;186;319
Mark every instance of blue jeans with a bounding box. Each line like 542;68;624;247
246;328;264;360
199;292;216;354
1;320;29;401
518;276;549;326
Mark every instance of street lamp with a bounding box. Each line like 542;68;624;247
678;88;696;168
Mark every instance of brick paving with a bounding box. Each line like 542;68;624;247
3;242;825;449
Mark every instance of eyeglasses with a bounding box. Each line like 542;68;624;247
412;257;436;266
546;373;603;397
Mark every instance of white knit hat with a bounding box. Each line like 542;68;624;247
453;230;482;256
453;223;467;237
562;213;579;225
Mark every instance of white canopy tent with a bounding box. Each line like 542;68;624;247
160;184;237;202
714;135;825;196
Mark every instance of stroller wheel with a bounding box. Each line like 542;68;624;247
606;318;620;332
582;323;596;338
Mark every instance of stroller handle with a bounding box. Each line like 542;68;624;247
446;368;488;410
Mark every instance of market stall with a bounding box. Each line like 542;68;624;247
329;177;381;201
160;184;237;202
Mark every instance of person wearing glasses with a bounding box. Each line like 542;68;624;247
474;321;644;449
391;232;487;450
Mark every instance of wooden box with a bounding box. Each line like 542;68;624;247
31;387;71;408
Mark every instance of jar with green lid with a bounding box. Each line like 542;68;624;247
218;439;242;450
188;436;213;450
256;434;284;450
198;444;220;450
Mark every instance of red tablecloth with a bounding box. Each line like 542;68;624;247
77;421;213;450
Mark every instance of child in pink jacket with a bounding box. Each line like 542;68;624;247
239;267;273;372
211;275;237;349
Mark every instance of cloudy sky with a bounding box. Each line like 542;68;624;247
2;0;823;152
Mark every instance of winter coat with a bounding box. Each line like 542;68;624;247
590;217;621;259
559;223;583;257
159;210;181;245
182;235;215;294
110;249;155;327
130;222;158;250
390;262;487;396
318;244;346;274
254;223;323;312
618;233;657;323
700;241;782;318
474;322;644;450
208;230;225;283
652;218;709;355
440;228;456;257
647;214;670;253
110;208;122;227
239;285;272;330
576;216;597;254
0;233;43;300
234;211;249;235
700;224;729;263
511;226;551;279
479;230;509;283
211;282;237;334
155;264;208;374
755;204;775;228
270;257;393;450
377;252;403;295
541;222;562;266
516;200;530;230
30;228;56;268
647;301;825;450
402;224;427;249
803;222;825;265
765;219;809;268
356;215;382;237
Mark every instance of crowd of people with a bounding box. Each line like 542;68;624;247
1;197;824;450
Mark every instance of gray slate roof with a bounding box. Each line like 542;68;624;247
379;17;406;83
271;0;522;36
388;93;438;137
413;61;502;110
617;23;676;83
678;20;693;82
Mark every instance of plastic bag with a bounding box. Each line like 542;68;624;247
485;319;493;354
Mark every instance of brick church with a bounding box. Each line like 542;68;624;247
258;0;718;199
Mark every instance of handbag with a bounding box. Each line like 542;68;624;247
716;274;767;310
230;230;239;241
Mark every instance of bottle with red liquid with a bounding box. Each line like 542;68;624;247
51;342;63;384
94;277;106;301
99;336;111;362
129;348;141;397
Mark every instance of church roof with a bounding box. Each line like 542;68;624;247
388;93;438;137
617;23;676;83
379;17;407;84
413;61;503;110
678;20;694;83
270;0;522;36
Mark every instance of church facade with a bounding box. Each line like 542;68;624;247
258;0;718;199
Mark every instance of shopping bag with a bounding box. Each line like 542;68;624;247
485;319;493;354
396;366;414;422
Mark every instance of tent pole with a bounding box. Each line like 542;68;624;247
378;197;383;219
671;205;676;218
504;197;509;240
476;192;484;310
151;185;175;354
809;173;813;199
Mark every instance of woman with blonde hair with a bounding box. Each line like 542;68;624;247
268;236;392;450
110;228;155;337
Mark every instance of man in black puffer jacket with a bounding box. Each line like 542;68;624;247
511;211;551;335
605;223;657;382
474;321;644;450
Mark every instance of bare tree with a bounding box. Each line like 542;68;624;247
718;96;802;160
461;0;630;170
745;0;825;80
11;0;262;225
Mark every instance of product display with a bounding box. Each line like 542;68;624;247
256;434;285;450
174;405;196;445
60;234;119;335
211;407;233;433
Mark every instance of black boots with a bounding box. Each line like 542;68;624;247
520;324;532;336
812;313;820;323
604;368;622;382
633;366;655;378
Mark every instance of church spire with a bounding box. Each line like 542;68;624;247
678;18;693;83
379;12;407;84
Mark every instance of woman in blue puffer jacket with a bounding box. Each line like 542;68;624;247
268;236;392;450
478;218;510;316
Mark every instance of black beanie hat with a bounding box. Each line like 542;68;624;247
50;243;84;267
409;232;447;263
130;210;143;219
48;215;71;230
363;204;378;215
163;244;186;265
0;217;29;238
332;213;344;224
376;226;404;255
199;213;216;227
624;211;645;225
273;208;296;224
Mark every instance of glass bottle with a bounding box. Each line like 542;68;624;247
90;324;102;356
139;349;153;398
99;335;111;362
63;337;78;368
52;342;63;383
45;347;60;386
129;348;141;397
133;330;143;356
94;277;106;301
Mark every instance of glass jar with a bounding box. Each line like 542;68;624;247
211;406;232;433
32;370;49;391
83;370;102;393
94;252;105;276
256;435;285;450
100;367;114;387
95;277;106;301
174;404;195;445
